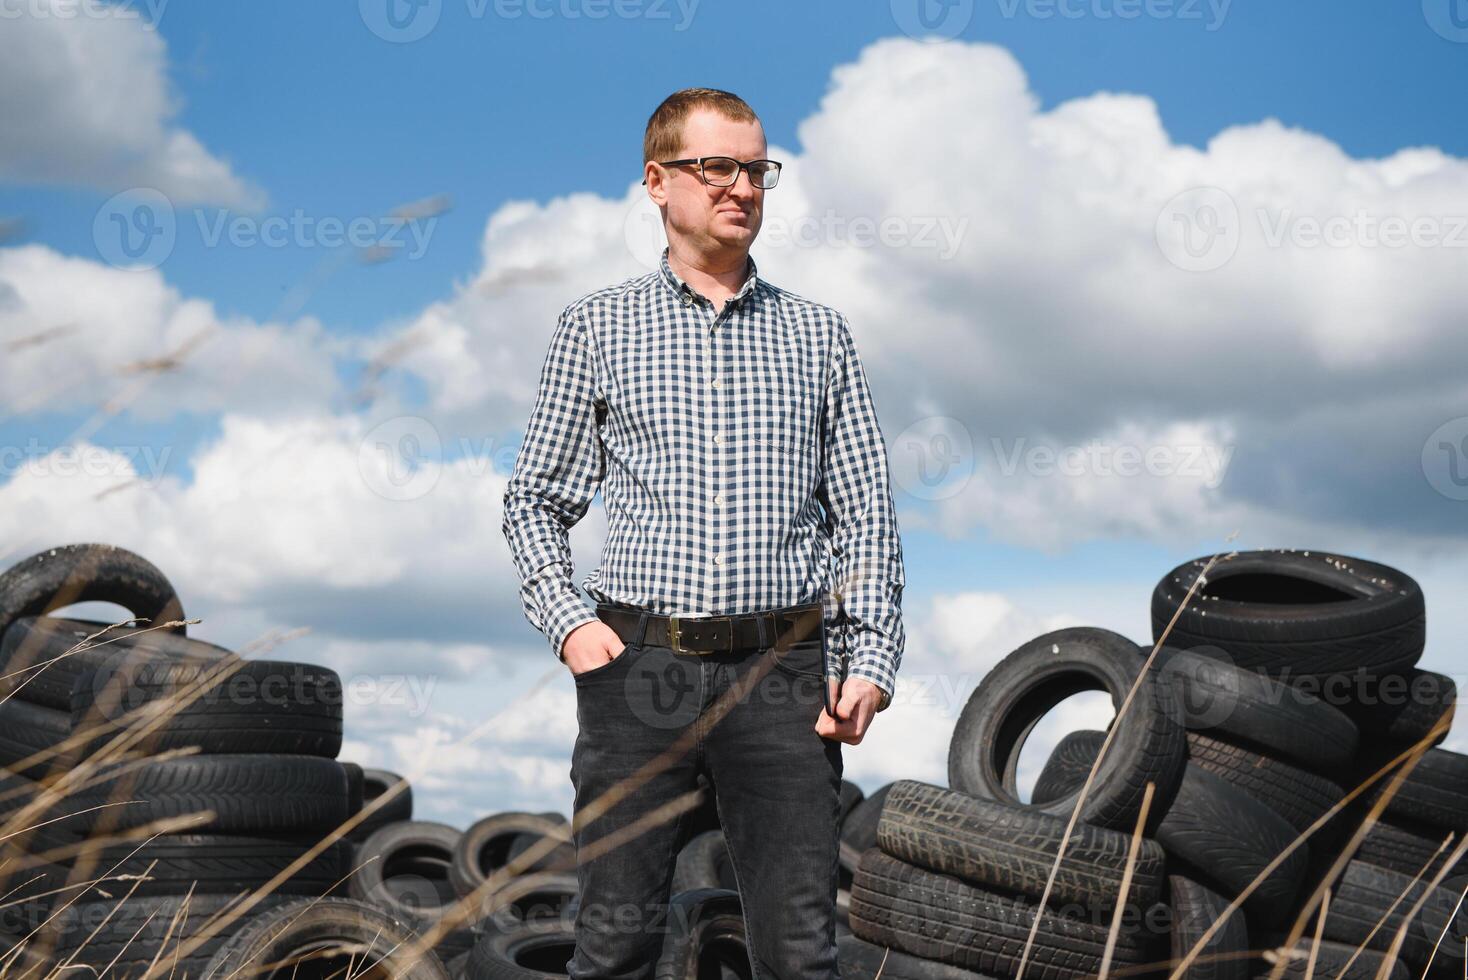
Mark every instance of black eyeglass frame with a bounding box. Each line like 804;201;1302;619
642;156;783;188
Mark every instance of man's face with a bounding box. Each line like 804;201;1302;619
648;107;767;255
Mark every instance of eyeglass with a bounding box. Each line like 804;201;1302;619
643;156;783;189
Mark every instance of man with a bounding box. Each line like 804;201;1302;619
501;87;905;980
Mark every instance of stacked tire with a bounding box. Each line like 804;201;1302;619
0;543;445;977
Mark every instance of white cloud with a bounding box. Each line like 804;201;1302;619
0;245;340;421
0;1;261;206
374;36;1467;557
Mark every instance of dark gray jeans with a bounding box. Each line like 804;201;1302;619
565;603;844;980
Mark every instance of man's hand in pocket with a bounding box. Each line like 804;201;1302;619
562;620;629;676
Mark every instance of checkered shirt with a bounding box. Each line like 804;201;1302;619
502;246;905;710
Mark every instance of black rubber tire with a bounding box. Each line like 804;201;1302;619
64;832;350;899
1167;874;1250;980
0;543;186;640
0;767;82;857
654;888;750;980
1029;729;1348;834
351;820;464;924
451;812;575;898
948;627;1185;832
1149;549;1425;681
0;694;78;779
837;933;1001;980
200;895;450;979
59;753;350;836
875;779;1166;909
344;760;365;813
1356;819;1468;879
471;871;578;933
1153;646;1360;773
1185;732;1346;832
1153;764;1307;921
1031;730;1105;806
841;783;895;854
1358;748;1468;832
352;766;414;841
0;613;220;710
838;779;866;823
72;653;344;758
466;918;576;980
672;829;738;894
1322;860;1468;969
1256;936;1409;980
848;849;1158;980
1342;669;1456;746
35;890;296;978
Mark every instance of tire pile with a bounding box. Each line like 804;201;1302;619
4;542;1464;980
833;548;1468;980
0;543;539;978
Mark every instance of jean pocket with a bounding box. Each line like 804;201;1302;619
770;635;826;679
573;642;640;683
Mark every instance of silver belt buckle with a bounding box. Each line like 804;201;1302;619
669;616;684;653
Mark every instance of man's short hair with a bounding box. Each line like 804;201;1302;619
643;88;760;169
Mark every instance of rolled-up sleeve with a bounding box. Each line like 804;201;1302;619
817;315;906;711
501;305;605;662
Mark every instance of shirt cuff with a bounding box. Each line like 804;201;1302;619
844;650;898;712
543;592;601;664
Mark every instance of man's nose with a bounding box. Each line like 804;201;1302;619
727;168;757;198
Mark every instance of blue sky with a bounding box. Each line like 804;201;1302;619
1;0;1465;825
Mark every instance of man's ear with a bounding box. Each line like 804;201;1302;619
644;164;673;206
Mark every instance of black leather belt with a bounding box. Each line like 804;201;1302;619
596;601;823;654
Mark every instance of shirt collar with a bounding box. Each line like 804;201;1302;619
658;246;760;309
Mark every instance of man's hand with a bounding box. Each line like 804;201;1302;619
816;676;884;744
562;620;627;676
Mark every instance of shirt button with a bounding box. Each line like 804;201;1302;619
713;554;723;565
713;495;724;506
711;378;721;388
713;434;723;445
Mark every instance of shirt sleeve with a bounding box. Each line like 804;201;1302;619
817;314;906;711
501;305;605;662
